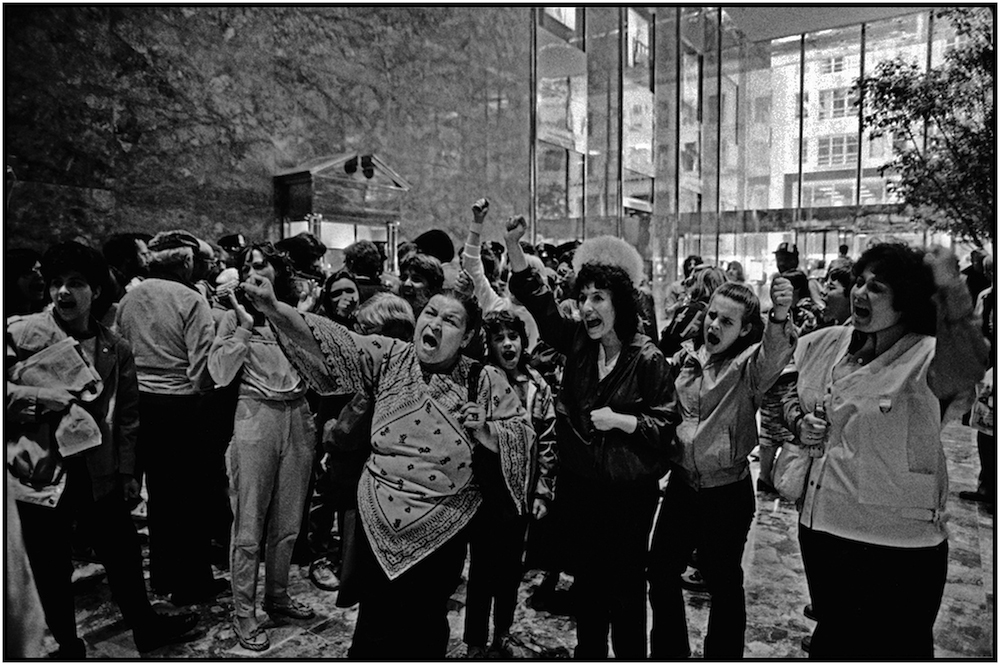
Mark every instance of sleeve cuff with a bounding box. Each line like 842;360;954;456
464;243;482;259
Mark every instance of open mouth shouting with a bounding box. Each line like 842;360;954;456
420;329;440;352
500;349;517;362
705;331;721;347
852;299;871;323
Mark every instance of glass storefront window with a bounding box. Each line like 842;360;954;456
537;21;588;155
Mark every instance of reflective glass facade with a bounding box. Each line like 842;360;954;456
530;7;957;323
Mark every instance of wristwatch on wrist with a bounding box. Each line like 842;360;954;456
768;310;788;323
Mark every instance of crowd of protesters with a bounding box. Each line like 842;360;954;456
4;204;991;659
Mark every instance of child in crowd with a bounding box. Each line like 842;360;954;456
464;310;557;658
648;277;795;659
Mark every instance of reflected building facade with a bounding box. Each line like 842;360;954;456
528;7;962;321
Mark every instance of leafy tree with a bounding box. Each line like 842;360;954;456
857;7;994;246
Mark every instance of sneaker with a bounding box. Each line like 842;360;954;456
262;596;315;620
680;566;708;593
309;557;341;592
170;577;229;606
233;620;270;652
133;611;199;652
803;603;817;621
801;634;812;653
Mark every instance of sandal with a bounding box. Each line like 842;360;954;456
234;622;270;652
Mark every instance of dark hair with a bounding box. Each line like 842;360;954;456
482;310;529;372
839;244;849;255
683;254;703;278
6;247;42;281
780;269;810;302
574;263;640;343
480;243;499;284
431;288;483;342
825;265;852;292
853;243;936;335
41;241;114;321
708;281;764;357
103;233;149;282
400;252;444;293
237;242;295;306
322;268;360;323
344;240;383;279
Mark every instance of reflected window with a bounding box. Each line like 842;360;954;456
818;88;856;120
818;55;845;74
816;135;859;167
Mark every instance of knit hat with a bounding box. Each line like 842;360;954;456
148;230;201;253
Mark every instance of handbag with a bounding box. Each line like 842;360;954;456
773;442;812;503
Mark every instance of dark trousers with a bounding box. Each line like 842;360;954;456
977;431;996;500
138;393;215;596
347;521;469;659
463;502;528;648
648;474;755;659
198;385;238;548
17;464;153;648
561;472;658;659
798;525;948;659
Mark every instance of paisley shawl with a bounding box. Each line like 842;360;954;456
277;312;533;580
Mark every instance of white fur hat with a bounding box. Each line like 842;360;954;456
572;235;644;287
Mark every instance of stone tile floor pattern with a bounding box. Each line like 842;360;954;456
43;422;994;659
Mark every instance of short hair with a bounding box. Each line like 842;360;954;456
6;248;42;280
839;244;849;255
344;240;383;279
483;310;529;372
354;292;415;340
102;233;147;277
41;241;113;320
853;243;936;335
400;252;444;293
236;242;295;306
688;267;727;304
709;281;764;357
574;263;640;342
148;246;194;272
322;268;359;321
825;265;852;292
41;241;109;291
430;288;482;340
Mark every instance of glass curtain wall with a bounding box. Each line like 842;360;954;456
532;7;956;322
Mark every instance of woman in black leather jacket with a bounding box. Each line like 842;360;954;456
505;217;673;659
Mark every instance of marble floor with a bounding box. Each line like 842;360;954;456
43;422;994;659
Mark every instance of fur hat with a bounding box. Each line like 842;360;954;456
572;235;644;287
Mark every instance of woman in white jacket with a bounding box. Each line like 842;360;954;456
783;243;988;659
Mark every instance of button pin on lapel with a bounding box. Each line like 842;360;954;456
879;398;892;414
